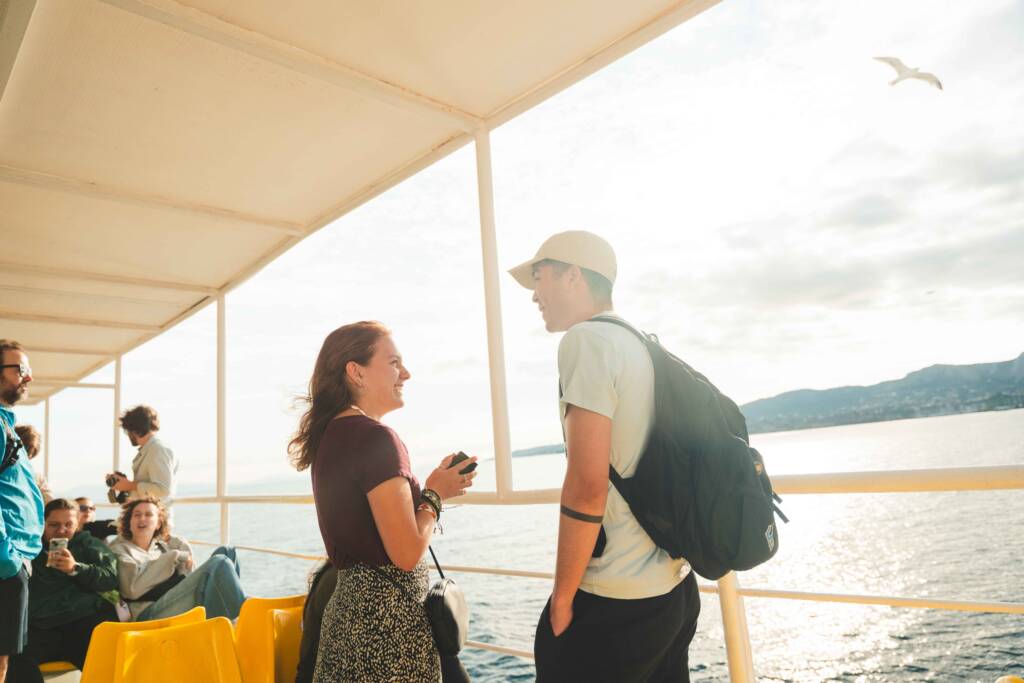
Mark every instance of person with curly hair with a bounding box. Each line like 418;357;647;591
15;424;52;504
108;497;245;621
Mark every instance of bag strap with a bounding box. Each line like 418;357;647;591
590;315;650;345
0;416;22;474
428;545;445;580
369;564;418;604
588;315;653;499
597;317;789;527
368;545;446;607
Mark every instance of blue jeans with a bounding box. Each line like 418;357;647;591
139;546;245;621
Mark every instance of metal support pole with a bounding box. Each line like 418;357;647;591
113;356;122;472
718;572;756;682
473;130;514;498
217;295;229;544
43;397;50;480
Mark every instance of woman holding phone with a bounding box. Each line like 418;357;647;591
289;321;476;682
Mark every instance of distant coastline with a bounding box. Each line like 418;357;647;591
511;444;565;458
741;352;1024;434
510;352;1024;445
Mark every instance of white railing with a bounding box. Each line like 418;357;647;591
173;464;1024;676
36;122;1024;680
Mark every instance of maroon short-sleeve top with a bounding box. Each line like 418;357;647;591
311;415;421;568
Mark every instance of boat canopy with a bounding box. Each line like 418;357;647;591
0;0;718;404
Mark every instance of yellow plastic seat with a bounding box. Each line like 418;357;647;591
234;595;305;683
270;606;304;683
80;606;206;683
39;661;76;674
112;616;241;683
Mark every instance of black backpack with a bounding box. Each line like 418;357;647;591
593;316;787;580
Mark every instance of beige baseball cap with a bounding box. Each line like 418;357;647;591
508;230;617;290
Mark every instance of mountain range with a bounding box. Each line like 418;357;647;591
741;352;1024;434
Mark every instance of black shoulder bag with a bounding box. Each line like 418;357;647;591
373;546;469;656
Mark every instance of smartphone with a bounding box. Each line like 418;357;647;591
47;537;68;567
448;451;477;475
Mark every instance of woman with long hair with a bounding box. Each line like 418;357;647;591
290;321;476;682
108;497;245;621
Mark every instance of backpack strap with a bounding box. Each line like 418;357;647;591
589;315;650;345
0;416;22;475
588;315;654;504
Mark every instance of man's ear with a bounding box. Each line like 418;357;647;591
566;264;583;288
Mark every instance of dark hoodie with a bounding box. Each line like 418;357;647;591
28;530;118;628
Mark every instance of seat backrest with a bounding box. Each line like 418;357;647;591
80;606;206;683
234;595;305;683
270;606;304;683
112;616;241;683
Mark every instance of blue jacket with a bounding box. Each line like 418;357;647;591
0;405;44;579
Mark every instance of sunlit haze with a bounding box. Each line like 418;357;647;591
17;0;1023;496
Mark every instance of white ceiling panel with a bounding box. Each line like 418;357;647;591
0;0;718;402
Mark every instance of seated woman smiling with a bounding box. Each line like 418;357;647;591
108;497;246;621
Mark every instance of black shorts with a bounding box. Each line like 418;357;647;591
0;565;30;655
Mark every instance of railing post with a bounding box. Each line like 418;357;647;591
217;294;229;544
43;397;50;480
474;129;514;499
718;571;756;681
113;356;122;472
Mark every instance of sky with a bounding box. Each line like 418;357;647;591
16;0;1024;497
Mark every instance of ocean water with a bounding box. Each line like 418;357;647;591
175;409;1024;682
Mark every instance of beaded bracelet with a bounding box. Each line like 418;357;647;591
416;502;437;519
420;488;442;519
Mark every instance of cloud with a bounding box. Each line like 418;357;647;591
931;145;1024;196
824;193;907;231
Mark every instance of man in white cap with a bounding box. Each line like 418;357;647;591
509;231;699;682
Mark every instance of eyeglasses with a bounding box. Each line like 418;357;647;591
78;505;96;512
0;363;31;379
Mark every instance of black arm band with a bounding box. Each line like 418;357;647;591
560;505;603;524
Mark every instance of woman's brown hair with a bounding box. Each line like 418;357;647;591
14;424;40;459
118;497;170;542
288;321;390;471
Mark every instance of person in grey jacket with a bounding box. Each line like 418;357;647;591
106;405;178;505
108;497;245;621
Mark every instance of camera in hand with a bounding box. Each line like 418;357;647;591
448;451;477;475
106;471;130;504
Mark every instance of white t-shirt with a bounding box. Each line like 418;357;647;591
558;313;689;599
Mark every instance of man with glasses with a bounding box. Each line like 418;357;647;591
0;340;44;683
106;405;178;506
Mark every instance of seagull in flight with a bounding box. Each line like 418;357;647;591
874;57;943;90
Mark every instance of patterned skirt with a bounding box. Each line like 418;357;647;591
313;561;441;683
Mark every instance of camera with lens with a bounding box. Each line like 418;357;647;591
106;471;130;504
